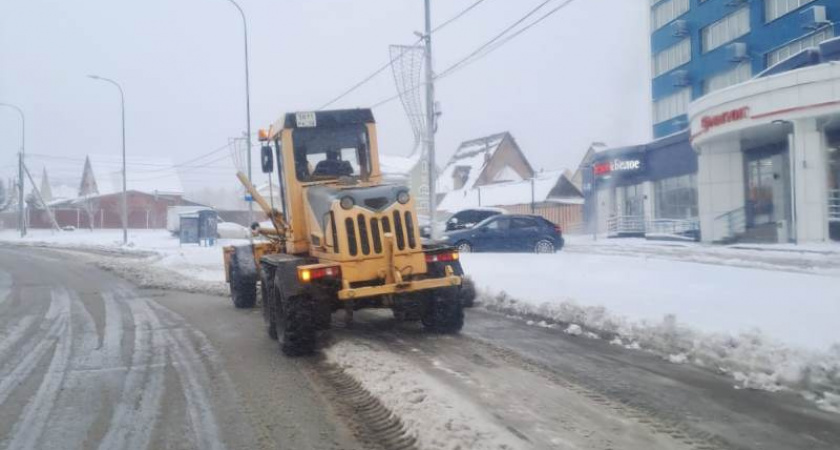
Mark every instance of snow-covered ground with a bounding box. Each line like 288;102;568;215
3;228;839;410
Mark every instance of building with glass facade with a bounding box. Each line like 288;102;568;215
651;0;840;138
583;1;840;243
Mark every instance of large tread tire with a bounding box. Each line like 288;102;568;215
459;276;477;308
260;267;278;340
282;295;317;357
230;253;257;309
422;288;464;334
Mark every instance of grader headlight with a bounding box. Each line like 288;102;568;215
396;190;410;205
340;196;355;210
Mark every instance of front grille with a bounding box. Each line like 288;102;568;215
405;212;416;249
330;212;339;254
370;218;383;253
357;215;371;255
343;212;415;256
392;211;405;250
345;218;358;256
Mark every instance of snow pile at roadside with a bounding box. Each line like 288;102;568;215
324;340;524;450
0;230;231;295
480;290;840;413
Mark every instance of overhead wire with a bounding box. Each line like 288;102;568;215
317;0;492;110
371;0;578;109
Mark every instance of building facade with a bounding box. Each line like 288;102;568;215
689;59;840;243
651;0;840;138
583;132;700;239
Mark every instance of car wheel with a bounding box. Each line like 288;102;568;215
534;239;555;254
456;241;473;253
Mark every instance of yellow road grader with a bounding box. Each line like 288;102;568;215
223;109;474;356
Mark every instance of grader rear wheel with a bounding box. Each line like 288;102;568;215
281;294;317;357
260;266;278;340
422;288;464;334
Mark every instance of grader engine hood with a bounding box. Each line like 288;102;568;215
306;184;410;220
305;183;424;284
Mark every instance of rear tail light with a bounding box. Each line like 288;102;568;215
425;252;459;263
554;225;562;233
298;265;342;283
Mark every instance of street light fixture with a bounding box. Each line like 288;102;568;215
224;0;254;223
0;102;26;238
88;74;128;245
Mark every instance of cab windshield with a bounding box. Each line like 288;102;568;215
292;124;370;182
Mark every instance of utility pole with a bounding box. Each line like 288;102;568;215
423;0;438;240
225;0;254;224
0;103;25;237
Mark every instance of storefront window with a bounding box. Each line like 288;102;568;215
655;174;697;219
620;184;645;217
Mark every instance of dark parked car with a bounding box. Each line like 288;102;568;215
441;214;564;253
445;208;505;232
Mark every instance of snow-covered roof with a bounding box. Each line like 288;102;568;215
437;133;507;194
87;155;184;197
379;153;421;180
437;170;579;213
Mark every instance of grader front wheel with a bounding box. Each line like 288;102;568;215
229;251;257;309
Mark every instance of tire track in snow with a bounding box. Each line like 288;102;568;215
97;291;167;450
0;288;68;406
0;270;11;307
0;316;37;362
38;290;128;448
145;300;226;450
5;288;73;450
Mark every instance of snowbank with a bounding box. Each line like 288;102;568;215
462;251;840;411
0;229;231;294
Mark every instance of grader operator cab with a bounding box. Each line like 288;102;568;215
223;109;474;356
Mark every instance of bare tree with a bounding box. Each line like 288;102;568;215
0;180;16;213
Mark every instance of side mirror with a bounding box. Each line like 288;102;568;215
261;145;274;173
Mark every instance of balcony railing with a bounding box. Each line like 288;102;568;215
830;189;840;223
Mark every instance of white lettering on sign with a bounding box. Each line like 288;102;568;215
296;111;317;128
611;159;641;172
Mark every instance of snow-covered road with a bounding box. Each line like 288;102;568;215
0;246;364;450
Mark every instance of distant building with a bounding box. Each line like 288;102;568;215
27;155;197;229
650;0;840;138
437;132;583;230
437;132;534;199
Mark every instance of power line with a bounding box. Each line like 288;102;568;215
371;0;577;109
440;0;580;79
436;0;558;80
317;0;492;110
26;140;235;173
129;152;233;182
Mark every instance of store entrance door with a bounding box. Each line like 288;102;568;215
745;149;791;242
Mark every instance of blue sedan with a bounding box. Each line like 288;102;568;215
440;214;564;253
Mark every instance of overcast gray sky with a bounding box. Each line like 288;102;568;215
0;0;651;194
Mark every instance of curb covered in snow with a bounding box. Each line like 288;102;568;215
478;290;840;414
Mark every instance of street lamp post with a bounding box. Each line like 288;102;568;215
88;75;128;245
0;102;25;238
224;0;254;223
